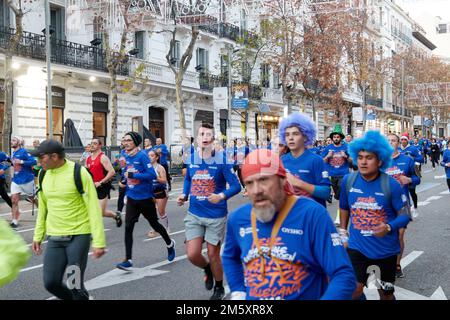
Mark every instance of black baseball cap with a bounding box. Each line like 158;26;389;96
30;139;65;157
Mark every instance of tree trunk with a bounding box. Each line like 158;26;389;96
110;70;118;146
2;55;13;152
175;76;187;141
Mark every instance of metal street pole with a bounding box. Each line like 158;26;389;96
401;58;405;134
45;0;53;139
227;46;232;132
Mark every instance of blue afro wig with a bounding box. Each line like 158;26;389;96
348;130;393;171
279;112;317;146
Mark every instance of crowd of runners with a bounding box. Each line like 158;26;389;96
1;112;450;301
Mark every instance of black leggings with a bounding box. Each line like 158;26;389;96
408;186;418;209
447;179;450;191
125;197;171;260
0;178;12;207
431;154;440;168
43;234;91;300
117;186;126;212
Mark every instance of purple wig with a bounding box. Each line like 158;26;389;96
279;112;317;146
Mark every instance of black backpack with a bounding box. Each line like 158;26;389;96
37;162;85;195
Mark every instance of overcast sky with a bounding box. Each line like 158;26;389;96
397;0;450;21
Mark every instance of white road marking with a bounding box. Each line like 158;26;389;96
417;183;441;193
430;286;448;300
424;196;442;202
16;227;36;233
440;190;450;195
400;251;423;269
142;229;185;242
417;202;430;207
434;175;446;179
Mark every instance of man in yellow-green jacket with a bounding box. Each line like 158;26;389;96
0;218;31;287
31;139;106;300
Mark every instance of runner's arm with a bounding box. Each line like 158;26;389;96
81;167;106;249
339;175;351;230
131;156;157;182
33;190;48;243
100;155;116;183
311;159;331;200
312;210;356;300
156;166;167;184
182;164;192;196
408;160;420;187
221;215;246;294
22;152;37;167
387;180;411;231
222;164;241;199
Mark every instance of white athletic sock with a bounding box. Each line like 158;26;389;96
12;219;18;224
167;239;175;248
159;215;169;229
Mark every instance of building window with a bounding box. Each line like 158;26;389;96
134;31;145;59
93;92;108;145
0;0;11;28
196;48;209;72
437;24;448;34
273;72;281;89
46;108;64;142
261;64;270;88
50;5;65;40
93;112;106;145
46;86;65;143
170;40;180;68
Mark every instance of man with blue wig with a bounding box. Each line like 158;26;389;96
279;112;331;207
338;131;411;300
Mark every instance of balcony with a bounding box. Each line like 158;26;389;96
130;58;200;89
366;96;383;109
0;26;129;76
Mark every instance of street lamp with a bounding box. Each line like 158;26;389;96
45;0;53;139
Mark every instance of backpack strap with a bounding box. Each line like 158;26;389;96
379;172;392;207
74;162;85;195
37;168;47;193
345;172;359;201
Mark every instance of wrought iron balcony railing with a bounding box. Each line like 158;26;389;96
0;26;129;76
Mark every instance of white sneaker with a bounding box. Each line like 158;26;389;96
411;207;419;219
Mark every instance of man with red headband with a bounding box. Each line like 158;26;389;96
222;149;356;300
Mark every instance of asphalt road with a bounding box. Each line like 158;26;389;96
1;162;449;300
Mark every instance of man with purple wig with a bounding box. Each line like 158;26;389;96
279;112;331;208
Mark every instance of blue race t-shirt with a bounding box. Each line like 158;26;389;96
385;153;420;199
12;148;36;184
399;145;423;164
236;146;250;166
183;151;241;219
222;197;356;300
281;150;330;207
124;150;157;200
321;144;350;177
0;152;11;179
154;144;169;165
339;172;409;259
441;149;450;179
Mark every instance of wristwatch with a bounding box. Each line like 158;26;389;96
386;223;392;233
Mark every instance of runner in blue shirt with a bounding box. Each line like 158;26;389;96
177;123;241;300
399;134;423;213
441;145;450;192
386;133;420;279
279;112;331;207
222;149;356;300
339;131;411;300
10;136;37;229
154;138;171;191
116;132;175;271
322;127;352;225
235;138;250;189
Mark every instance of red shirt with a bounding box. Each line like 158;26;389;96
86;152;106;183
